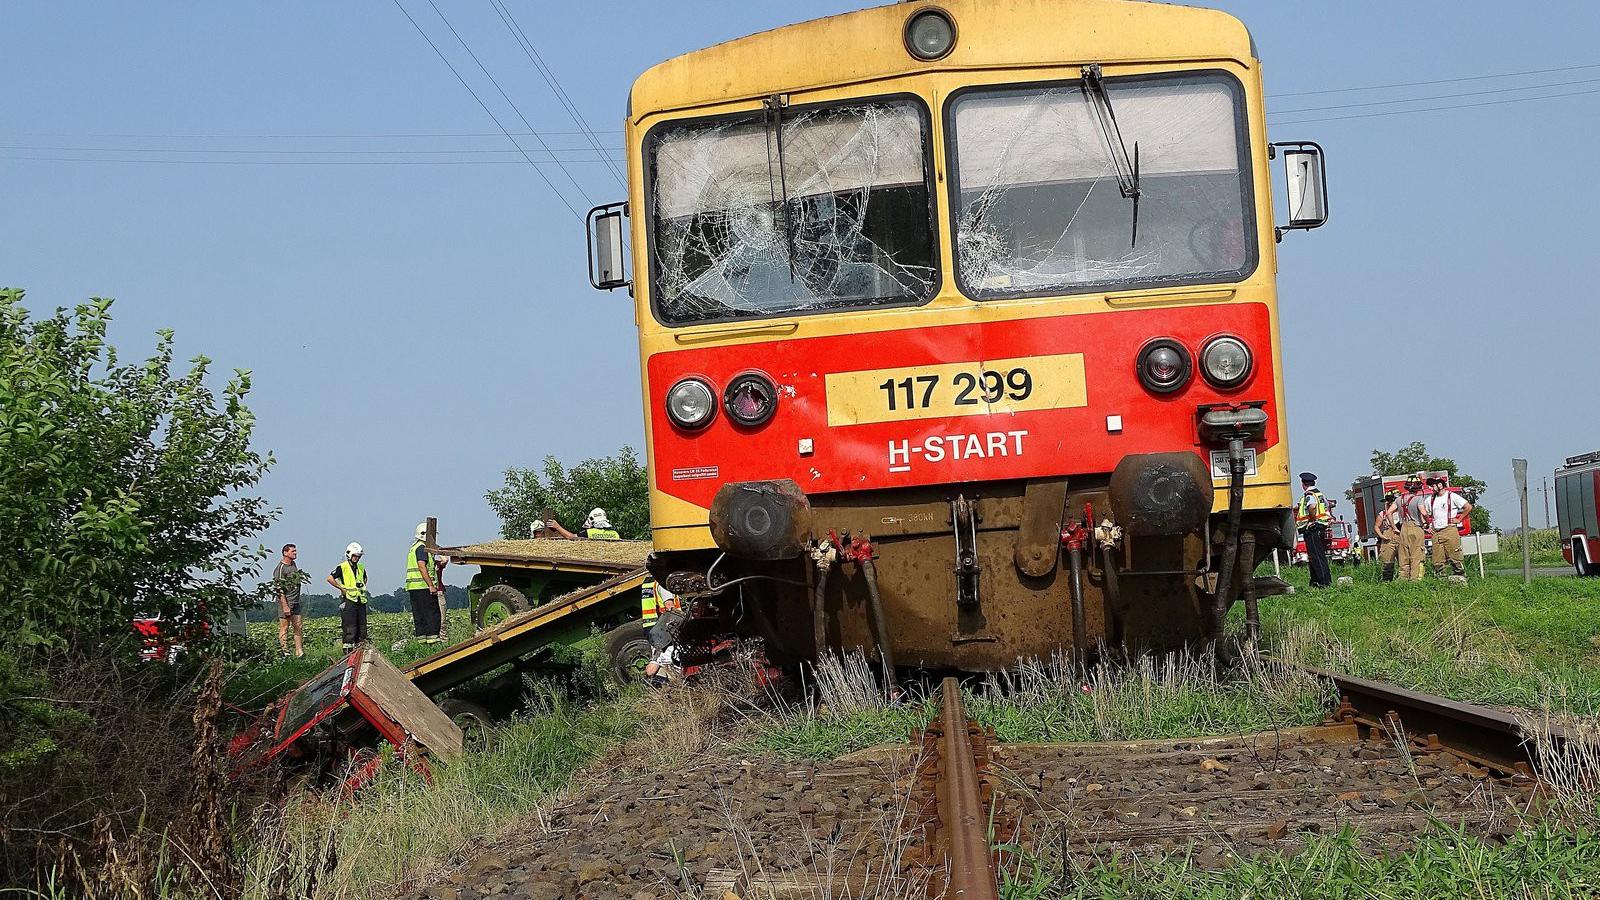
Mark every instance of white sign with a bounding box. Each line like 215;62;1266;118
1209;449;1258;479
1462;533;1500;555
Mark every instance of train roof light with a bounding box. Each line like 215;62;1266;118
904;8;956;61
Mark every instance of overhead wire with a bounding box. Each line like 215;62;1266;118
489;0;628;189
1267;74;1600;116
1270;85;1600;126
419;0;594;208
1269;61;1600;98
390;0;581;218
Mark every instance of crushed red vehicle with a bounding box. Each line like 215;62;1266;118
229;647;462;792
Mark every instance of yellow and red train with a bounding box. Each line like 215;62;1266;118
585;0;1328;671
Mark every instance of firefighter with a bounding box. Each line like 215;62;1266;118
1374;490;1401;581
1295;472;1333;588
545;508;621;541
1397;474;1429;581
326;542;370;649
1425;476;1473;580
405;522;443;644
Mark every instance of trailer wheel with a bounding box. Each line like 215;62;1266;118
438;698;495;752
603;621;654;685
475;584;531;630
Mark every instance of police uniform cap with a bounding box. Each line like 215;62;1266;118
1298;472;1317;484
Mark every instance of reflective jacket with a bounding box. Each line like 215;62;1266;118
405;540;436;591
585;527;621;540
337;560;370;604
641;577;661;624
1295;488;1332;527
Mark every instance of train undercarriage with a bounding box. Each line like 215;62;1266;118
652;451;1295;673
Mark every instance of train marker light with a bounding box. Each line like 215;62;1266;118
724;372;779;427
1200;335;1253;388
1136;339;1192;394
665;378;716;430
904;8;956;61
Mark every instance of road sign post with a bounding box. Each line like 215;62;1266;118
1513;459;1530;585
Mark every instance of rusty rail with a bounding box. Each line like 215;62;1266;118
1305;664;1564;777
922;677;1001;900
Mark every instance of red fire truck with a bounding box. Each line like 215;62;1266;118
1557;451;1600;576
1294;518;1357;565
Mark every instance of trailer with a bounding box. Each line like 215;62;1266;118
1557;451;1600;576
442;537;651;630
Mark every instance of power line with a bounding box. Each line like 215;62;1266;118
1271;85;1600;126
390;0;581;218
1268;74;1600;116
0;130;623;139
489;0;627;189
418;0;593;209
1270;61;1600;98
0;144;623;157
0;155;582;166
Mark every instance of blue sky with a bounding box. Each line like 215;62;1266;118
5;1;1598;590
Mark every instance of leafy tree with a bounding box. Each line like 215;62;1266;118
485;447;649;540
1363;441;1490;532
0;289;275;651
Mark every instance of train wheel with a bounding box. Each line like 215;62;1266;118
602;621;654;685
438;698;495;752
475;584;530;631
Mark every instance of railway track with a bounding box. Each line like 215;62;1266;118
414;663;1575;900
903;666;1558;898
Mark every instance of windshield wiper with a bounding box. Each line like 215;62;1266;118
762;94;799;281
1080;64;1141;247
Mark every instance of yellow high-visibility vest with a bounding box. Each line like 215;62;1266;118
641;577;661;623
585;528;621;540
338;560;369;604
405;540;436;591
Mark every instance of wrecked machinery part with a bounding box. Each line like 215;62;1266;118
709;479;813;560
950;494;982;609
1210;441;1249;638
1108;452;1214;537
1061;514;1090;666
1240;529;1260;643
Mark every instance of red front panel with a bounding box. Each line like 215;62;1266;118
647;303;1280;509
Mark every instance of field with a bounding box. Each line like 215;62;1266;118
201;566;1600;900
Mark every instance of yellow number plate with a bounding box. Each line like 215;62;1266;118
825;353;1088;426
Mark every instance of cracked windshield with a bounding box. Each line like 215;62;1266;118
649;100;936;324
952;73;1254;298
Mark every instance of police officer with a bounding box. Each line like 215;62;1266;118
1295;472;1333;588
326;542;370;649
1374;490;1401;582
1397;474;1429;582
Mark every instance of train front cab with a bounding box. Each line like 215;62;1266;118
586;0;1330;670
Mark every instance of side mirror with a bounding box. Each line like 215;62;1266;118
586;202;629;291
1271;141;1328;235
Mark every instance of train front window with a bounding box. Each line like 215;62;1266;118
949;72;1255;299
648;99;937;325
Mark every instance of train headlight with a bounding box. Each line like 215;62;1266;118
665;377;716;430
1136;339;1192;394
904;8;956;61
724;372;779;427
1200;336;1253;389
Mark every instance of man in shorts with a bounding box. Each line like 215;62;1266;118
273;543;306;657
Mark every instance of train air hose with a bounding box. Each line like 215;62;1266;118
1210;439;1248;639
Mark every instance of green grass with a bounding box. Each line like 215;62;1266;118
969;651;1330;744
241;689;645;900
1254;564;1600;712
1001;821;1600;900
227;608;475;708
